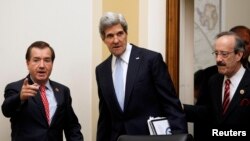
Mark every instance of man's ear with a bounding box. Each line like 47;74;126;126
236;51;244;61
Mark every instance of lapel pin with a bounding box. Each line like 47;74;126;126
240;89;245;95
136;57;140;60
55;88;59;92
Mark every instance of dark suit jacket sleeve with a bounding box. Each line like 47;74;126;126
183;104;209;122
63;87;84;141
2;81;24;117
152;53;187;134
183;74;212;123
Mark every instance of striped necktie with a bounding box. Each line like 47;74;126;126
40;85;50;124
222;79;230;115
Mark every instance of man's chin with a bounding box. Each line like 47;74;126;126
218;68;226;75
35;77;47;83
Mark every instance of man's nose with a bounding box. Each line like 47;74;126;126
38;60;45;67
113;35;119;43
215;54;223;62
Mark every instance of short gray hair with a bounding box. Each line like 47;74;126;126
215;31;245;53
99;12;128;40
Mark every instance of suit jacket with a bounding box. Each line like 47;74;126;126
1;76;83;141
208;70;250;131
95;44;187;141
185;69;250;140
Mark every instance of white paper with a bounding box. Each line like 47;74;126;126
147;116;172;135
147;117;155;135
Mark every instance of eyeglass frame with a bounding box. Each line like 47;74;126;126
211;51;235;58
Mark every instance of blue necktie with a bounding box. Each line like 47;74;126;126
114;58;124;110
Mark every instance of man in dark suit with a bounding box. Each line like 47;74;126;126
186;25;250;141
194;26;250;104
95;12;187;141
1;41;83;141
185;31;250;140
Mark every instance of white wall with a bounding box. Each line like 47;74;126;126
221;0;250;31
91;0;103;140
139;0;166;60
179;0;195;135
0;0;93;140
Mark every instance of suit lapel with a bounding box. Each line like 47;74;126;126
223;71;250;117
50;82;62;106
49;81;63;125
27;76;48;124
101;56;123;112
213;75;224;119
124;46;141;110
33;89;49;124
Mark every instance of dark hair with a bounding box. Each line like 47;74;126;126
25;41;55;62
230;25;250;35
215;31;245;53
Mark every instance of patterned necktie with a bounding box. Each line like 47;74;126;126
40;85;50;124
114;58;124;110
222;79;230;115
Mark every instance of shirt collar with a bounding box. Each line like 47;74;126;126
112;43;132;64
45;81;53;92
29;75;52;91
224;65;245;87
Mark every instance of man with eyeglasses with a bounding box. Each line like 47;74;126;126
184;26;250;141
212;50;235;58
184;31;250;140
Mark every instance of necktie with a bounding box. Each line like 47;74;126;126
114;58;124;110
222;79;230;115
40;85;50;124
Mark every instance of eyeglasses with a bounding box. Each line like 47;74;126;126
212;51;235;58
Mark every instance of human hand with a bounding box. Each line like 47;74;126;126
20;78;39;101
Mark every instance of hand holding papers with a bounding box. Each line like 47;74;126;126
147;116;172;135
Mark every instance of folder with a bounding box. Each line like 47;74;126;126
147;116;172;135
